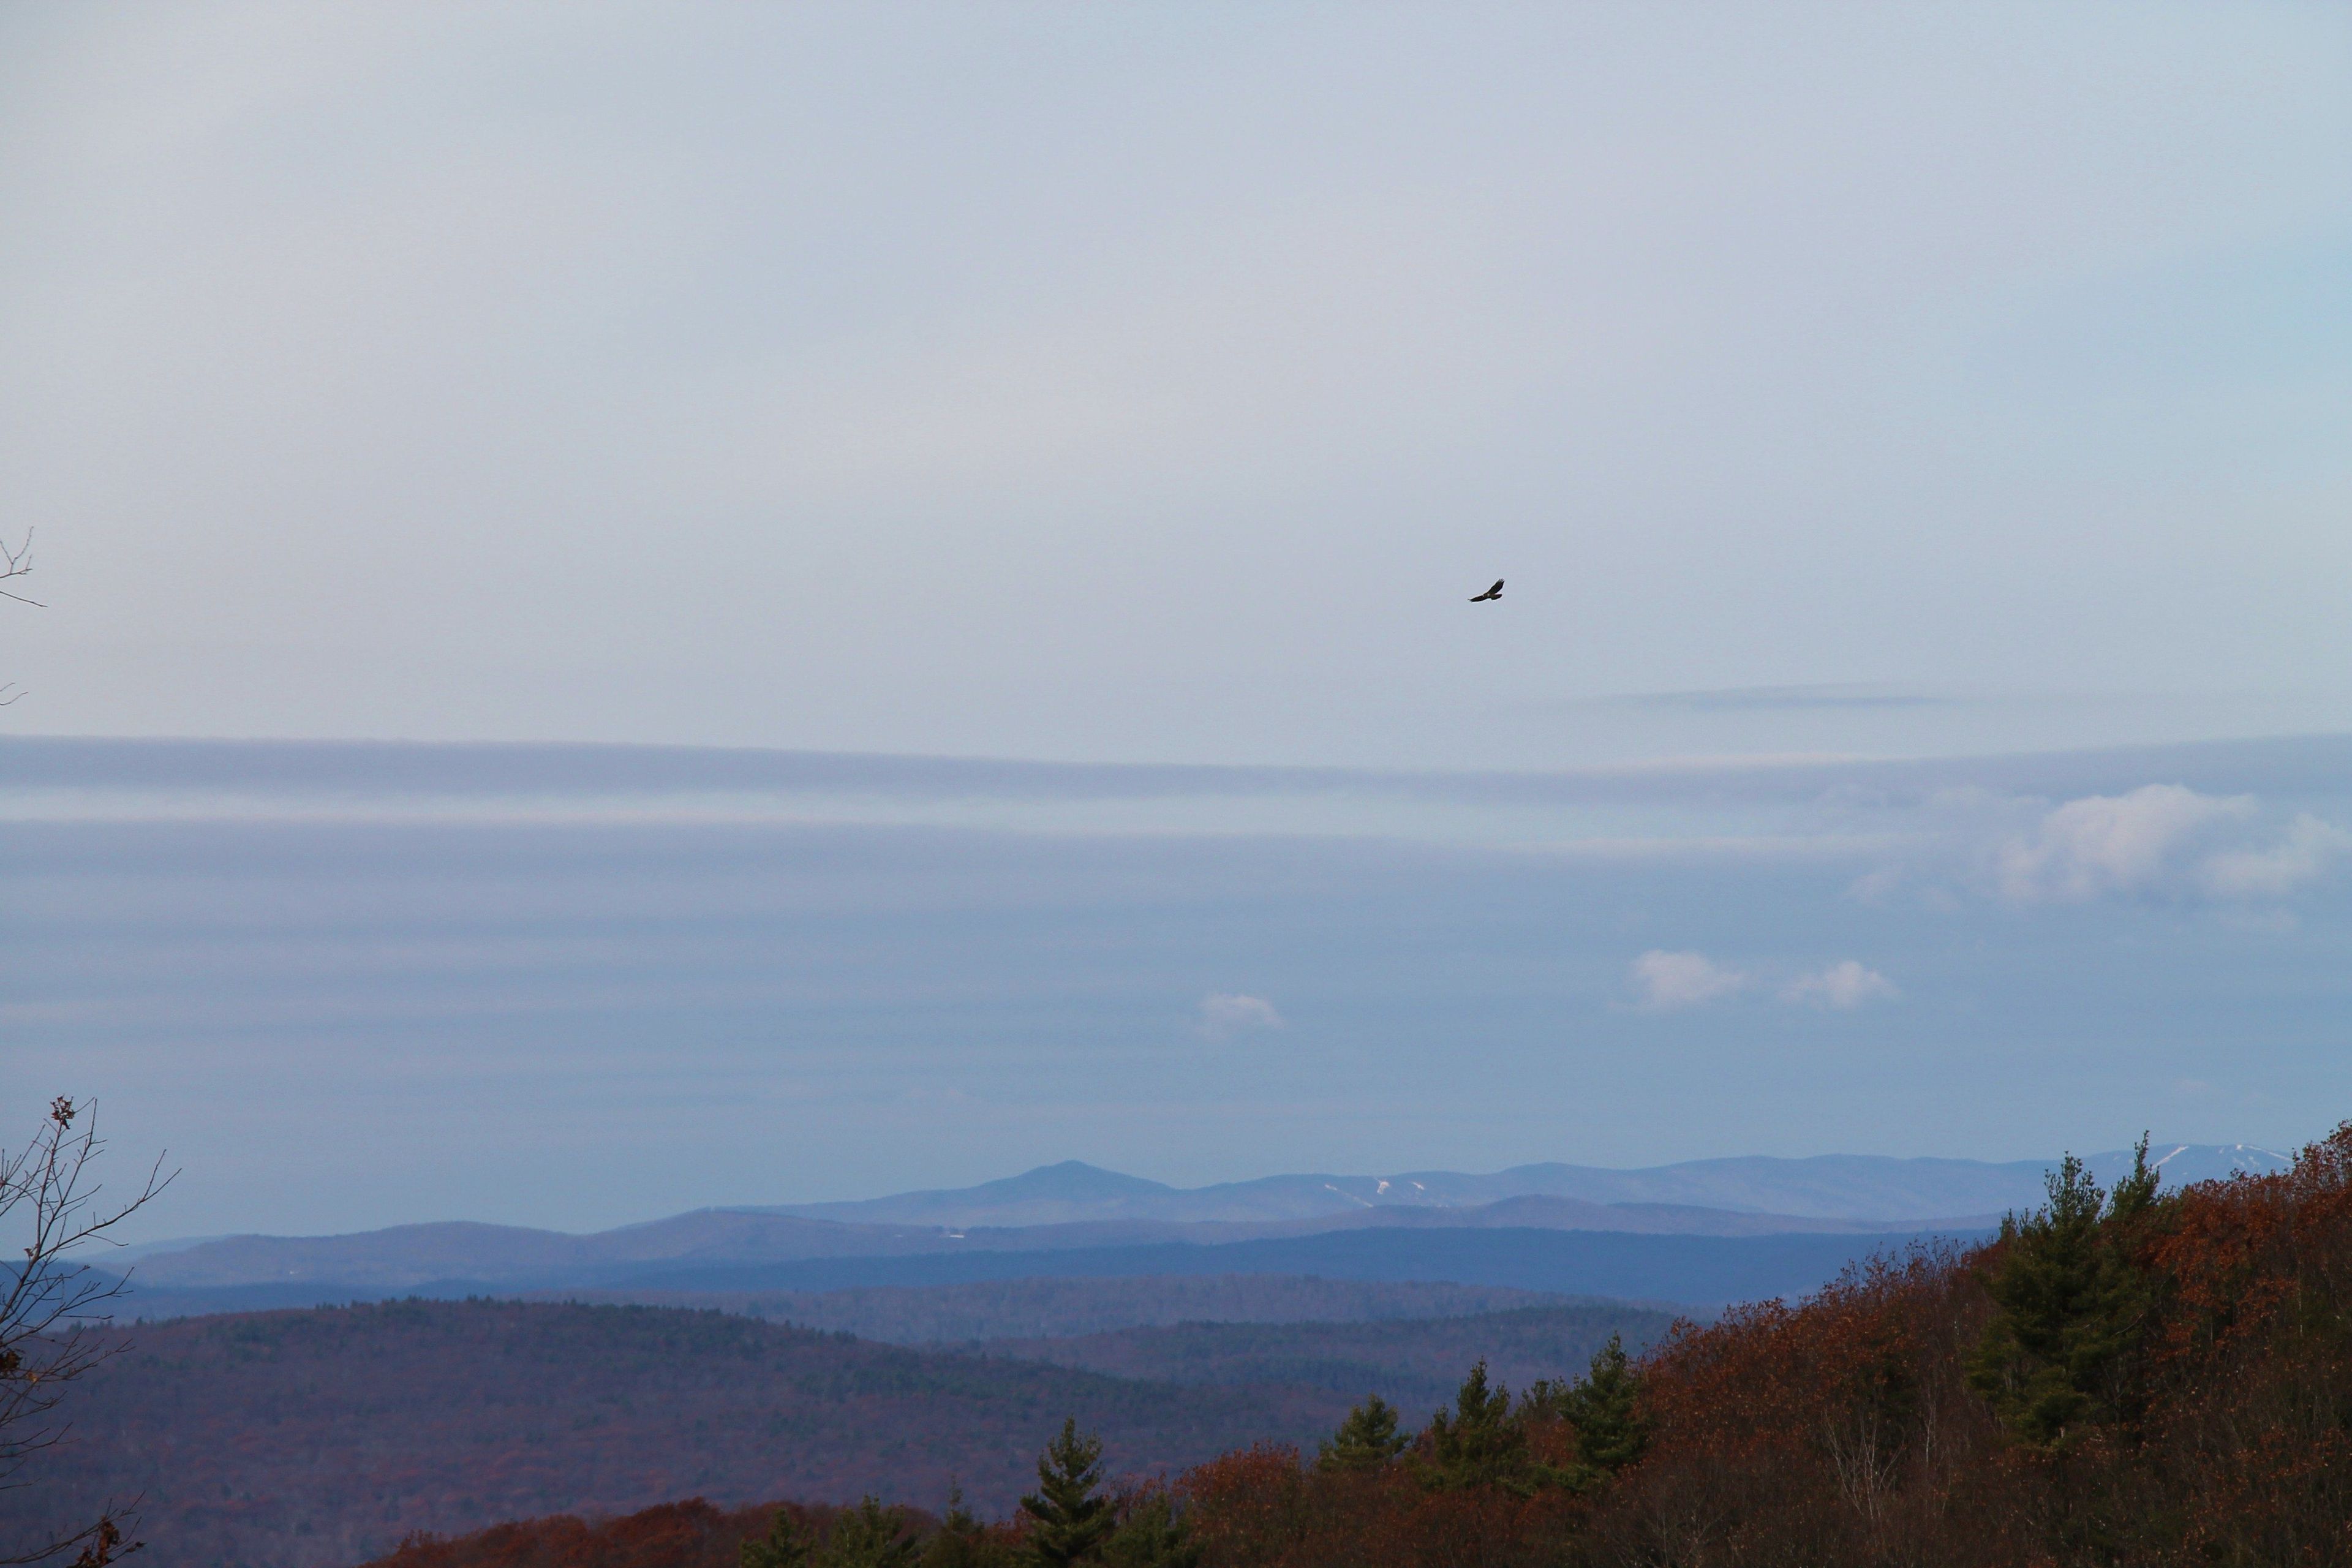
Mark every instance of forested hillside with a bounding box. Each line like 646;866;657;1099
1170;1125;2352;1566
351;1125;2352;1568
552;1276;1589;1343
122;1275;1579;1339
0;1302;1333;1567
977;1303;1668;1412
9;1296;1662;1567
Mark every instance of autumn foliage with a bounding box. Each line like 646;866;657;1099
375;1496;1031;1568
374;1123;2352;1568
1174;1123;2352;1567
378;1500;781;1568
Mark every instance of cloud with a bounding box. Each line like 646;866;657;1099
1629;951;1747;1011
2198;813;2352;899
1992;785;2255;903
1198;993;1283;1038
1782;960;1900;1009
1979;785;2352;905
1632;951;1897;1011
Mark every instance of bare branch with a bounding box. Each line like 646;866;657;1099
1;1099;172;1562
1;529;40;705
0;1505;145;1567
0;530;39;609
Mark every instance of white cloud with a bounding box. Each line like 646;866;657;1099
1629;950;1747;1011
1855;782;2352;911
1782;960;1899;1009
1198;993;1283;1038
1992;785;2254;904
2198;813;2352;899
1981;785;2351;905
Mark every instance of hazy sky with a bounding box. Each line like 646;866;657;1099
6;733;2350;1238
4;7;2351;1240
2;2;2348;767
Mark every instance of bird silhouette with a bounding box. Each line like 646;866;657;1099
1469;579;1504;602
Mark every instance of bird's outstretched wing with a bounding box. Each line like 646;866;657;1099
1469;579;1504;601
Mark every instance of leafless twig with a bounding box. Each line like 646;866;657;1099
0;532;39;609
1;529;39;707
0;1099;173;1564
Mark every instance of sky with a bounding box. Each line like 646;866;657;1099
1;4;2349;1238
6;733;2349;1239
2;2;2349;767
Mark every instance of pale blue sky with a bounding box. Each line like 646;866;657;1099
1;2;2348;766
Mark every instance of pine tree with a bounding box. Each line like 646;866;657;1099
818;1497;918;1568
1098;1494;1200;1568
2106;1133;2162;1225
1021;1418;1116;1567
1316;1393;1408;1472
1966;1137;2165;1447
921;1487;1016;1568
1558;1333;1649;1476
743;1507;814;1568
1423;1362;1531;1491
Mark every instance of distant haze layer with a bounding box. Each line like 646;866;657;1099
4;733;2346;1240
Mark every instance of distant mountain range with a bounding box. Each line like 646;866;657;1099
752;1145;2294;1229
111;1145;2286;1316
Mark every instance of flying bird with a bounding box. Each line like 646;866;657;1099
1469;579;1504;602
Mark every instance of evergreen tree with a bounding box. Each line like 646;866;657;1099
921;1487;1017;1568
1557;1333;1649;1476
2106;1133;2162;1224
818;1497;918;1568
1098;1494;1200;1568
1316;1393;1409;1472
743;1507;814;1568
1423;1362;1532;1492
1021;1418;1116;1567
1966;1137;2165;1447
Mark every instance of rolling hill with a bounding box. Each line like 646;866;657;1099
970;1302;1675;1414
7;1297;1656;1568
526;1275;1583;1343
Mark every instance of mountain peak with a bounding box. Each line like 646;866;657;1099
976;1161;1177;1200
